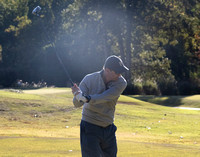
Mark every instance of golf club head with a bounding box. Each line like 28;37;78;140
32;6;41;16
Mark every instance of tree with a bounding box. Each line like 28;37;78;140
0;0;199;94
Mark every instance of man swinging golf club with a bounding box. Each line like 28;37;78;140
71;55;129;157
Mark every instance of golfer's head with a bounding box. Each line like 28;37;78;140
104;55;129;74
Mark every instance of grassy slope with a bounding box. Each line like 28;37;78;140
0;88;199;157
131;95;200;108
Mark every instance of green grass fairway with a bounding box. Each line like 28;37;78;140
0;88;200;156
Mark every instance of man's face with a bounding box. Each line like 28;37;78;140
105;68;121;82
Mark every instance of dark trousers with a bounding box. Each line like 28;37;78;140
80;120;117;157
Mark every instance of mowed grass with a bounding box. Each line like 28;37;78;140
0;88;200;157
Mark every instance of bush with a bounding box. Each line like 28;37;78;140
193;79;200;94
158;79;178;95
133;82;143;95
124;81;160;95
178;79;200;95
143;81;160;95
123;83;143;95
123;83;134;95
0;68;17;88
178;81;193;95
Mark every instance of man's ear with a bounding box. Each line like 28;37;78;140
105;68;111;73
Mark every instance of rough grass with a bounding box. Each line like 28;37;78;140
0;88;199;156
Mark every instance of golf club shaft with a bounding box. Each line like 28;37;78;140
46;34;74;86
32;6;74;86
54;47;74;86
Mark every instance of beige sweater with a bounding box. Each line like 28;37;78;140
73;70;127;127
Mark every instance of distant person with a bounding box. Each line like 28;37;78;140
17;80;22;87
71;55;129;157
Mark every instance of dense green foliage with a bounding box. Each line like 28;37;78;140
0;0;199;95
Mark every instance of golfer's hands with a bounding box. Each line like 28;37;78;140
71;84;87;103
71;84;81;96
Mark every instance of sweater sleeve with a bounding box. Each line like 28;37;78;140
89;81;127;105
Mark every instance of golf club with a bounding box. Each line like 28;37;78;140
32;6;74;86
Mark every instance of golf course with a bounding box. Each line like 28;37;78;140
0;88;199;157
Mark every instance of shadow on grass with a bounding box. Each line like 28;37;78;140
128;95;187;107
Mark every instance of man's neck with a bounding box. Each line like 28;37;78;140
102;70;108;84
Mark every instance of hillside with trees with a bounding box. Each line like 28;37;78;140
0;0;199;95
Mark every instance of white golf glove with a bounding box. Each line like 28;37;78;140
75;92;87;103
